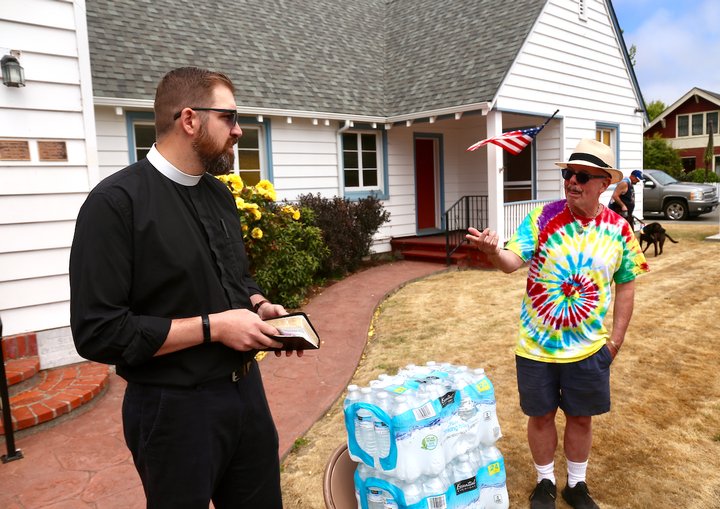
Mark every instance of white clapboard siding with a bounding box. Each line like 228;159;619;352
0;194;86;224
0;81;82;111
14;52;81;86
0;248;70;281
1;302;70;338
1;0;76;30
0;20;78;58
0;167;90;195
0;275;69;310
95;106;132;179
0;109;86;139
270;122;340;198
0;221;76;253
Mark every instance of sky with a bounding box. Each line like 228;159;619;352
612;0;720;107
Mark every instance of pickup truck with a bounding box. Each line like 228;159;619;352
642;169;719;220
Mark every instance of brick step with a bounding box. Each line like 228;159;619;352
0;361;110;435
400;248;467;264
5;356;41;395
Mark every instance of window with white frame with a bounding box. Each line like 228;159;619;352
342;131;381;190
676;111;720;137
133;122;155;162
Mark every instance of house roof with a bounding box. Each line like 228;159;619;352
645;87;720;132
86;0;546;120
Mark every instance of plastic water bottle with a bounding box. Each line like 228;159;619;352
422;469;450;508
374;391;392;460
401;478;424;507
359;387;377;461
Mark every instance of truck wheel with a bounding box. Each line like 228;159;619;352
664;200;688;220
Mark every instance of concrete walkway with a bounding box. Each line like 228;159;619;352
0;260;444;509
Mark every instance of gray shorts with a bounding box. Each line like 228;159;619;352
515;345;613;417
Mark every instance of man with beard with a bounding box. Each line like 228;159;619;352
70;67;298;509
467;139;648;509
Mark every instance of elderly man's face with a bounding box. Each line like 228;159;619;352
563;165;611;213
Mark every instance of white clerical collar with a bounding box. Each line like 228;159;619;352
147;144;202;187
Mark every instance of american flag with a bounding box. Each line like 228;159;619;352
466;126;544;155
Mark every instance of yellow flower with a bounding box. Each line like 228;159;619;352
254;180;277;201
235;197;246;209
252;209;262;221
292;209;301;220
242;224;248;233
251;227;263;239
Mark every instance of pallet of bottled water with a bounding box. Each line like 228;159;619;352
343;362;508;509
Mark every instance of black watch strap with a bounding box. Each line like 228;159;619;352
201;314;211;343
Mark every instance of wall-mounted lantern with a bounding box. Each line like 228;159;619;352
1;54;25;88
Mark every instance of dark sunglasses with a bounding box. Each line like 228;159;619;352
561;168;609;184
173;107;239;127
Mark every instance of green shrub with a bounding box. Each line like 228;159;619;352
643;133;683;177
297;193;390;278
215;175;328;308
679;168;720;183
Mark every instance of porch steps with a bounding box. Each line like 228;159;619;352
391;235;494;268
1;333;110;435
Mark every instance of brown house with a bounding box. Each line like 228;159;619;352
645;87;720;174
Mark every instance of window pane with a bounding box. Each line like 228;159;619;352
238;128;259;149
682;157;696;172
136;148;150;161
240;170;261;186
135;124;155;148
363;169;378;187
692;114;704;136
678;116;689;137
362;150;377;169
361;133;376;151
344;151;358;168
343;133;358;151
238;150;259;170
707;112;718;133
344;169;359;187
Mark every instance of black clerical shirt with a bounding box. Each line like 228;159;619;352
69;157;261;387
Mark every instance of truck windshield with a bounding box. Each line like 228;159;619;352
651;170;678;185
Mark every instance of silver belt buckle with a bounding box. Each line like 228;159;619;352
231;371;240;382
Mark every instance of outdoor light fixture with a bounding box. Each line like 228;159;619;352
1;54;25;88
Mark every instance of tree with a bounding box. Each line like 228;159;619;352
704;120;714;181
643;133;683;177
645;100;666;122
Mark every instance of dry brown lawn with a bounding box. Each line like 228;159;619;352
280;222;720;508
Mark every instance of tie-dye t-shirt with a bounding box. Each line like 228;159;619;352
504;200;648;363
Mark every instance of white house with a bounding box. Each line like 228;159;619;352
1;0;646;361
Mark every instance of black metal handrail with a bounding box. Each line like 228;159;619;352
1;316;24;463
445;195;488;264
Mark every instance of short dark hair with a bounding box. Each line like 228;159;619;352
154;67;235;139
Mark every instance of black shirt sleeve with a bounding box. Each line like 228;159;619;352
70;190;170;366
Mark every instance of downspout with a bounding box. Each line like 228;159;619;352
336;120;353;196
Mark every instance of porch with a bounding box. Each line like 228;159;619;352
390;197;555;266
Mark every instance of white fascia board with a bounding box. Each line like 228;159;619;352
385;102;493;123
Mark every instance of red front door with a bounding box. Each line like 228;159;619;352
415;138;436;230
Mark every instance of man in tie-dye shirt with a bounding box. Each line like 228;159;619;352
467;139;648;509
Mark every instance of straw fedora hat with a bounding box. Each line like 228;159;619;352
555;139;624;184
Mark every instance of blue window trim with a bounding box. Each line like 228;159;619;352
413;132;445;230
596;122;620;166
342;129;389;201
124;112;274;182
125;111;155;163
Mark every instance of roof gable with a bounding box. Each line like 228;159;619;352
87;0;546;118
645;87;720;132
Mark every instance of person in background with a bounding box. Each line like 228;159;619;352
70;66;300;509
608;169;643;230
466;139;648;509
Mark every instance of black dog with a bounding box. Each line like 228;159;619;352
639;222;678;256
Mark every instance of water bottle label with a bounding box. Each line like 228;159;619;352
426;495;448;509
475;379;492;393
420;434;439;450
412;402;436;420
454;476;478;495
439;391;456;407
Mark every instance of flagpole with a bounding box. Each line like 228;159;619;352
540;109;560;129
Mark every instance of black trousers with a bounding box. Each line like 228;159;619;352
122;361;282;509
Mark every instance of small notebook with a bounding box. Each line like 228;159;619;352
262;312;320;351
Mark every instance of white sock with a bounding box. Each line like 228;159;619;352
534;461;555;484
566;459;588;488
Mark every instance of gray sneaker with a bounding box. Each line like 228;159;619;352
529;479;556;509
561;481;600;509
